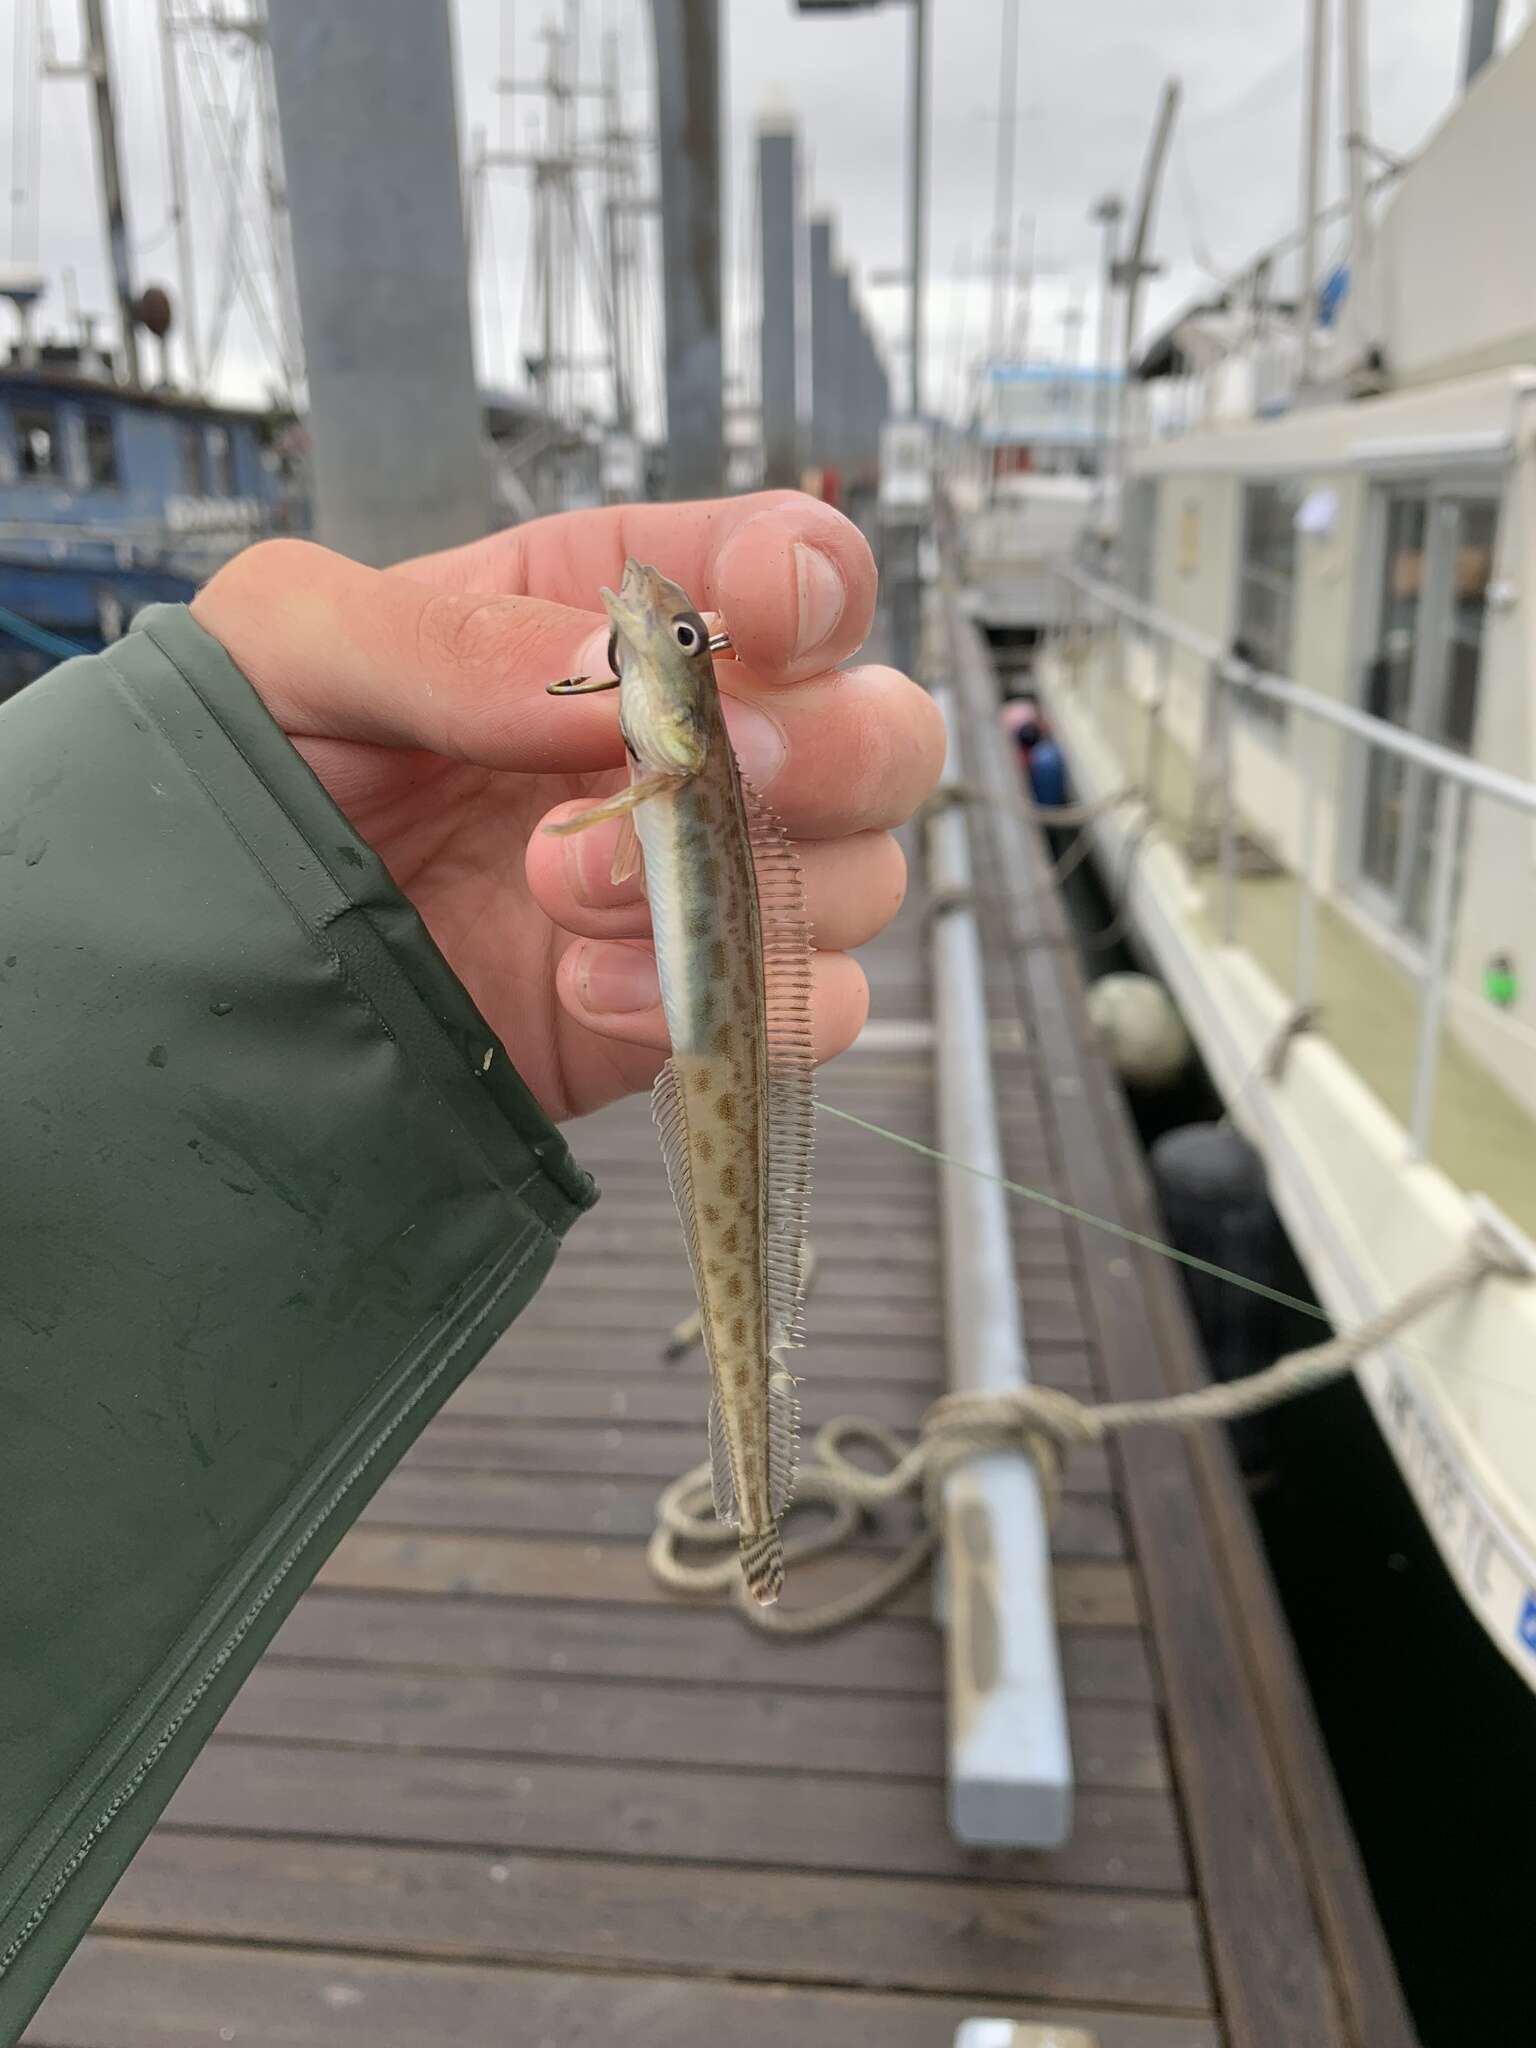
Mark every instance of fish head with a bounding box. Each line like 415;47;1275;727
599;558;714;776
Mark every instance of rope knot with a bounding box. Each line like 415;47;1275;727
919;1384;1100;1519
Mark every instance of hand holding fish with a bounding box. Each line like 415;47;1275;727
193;492;945;1124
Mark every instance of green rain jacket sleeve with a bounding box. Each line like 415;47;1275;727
0;604;597;2036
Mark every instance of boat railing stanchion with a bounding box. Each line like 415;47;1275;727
1146;628;1169;818
1294;712;1321;1012
1096;590;1111;714
1409;771;1468;1159
1216;657;1239;944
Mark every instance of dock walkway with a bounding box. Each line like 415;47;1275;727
25;616;1413;2048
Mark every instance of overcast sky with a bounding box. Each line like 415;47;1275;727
2;0;1530;430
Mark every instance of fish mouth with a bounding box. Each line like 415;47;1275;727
600;557;666;640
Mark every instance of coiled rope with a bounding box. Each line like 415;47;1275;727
648;1224;1525;1638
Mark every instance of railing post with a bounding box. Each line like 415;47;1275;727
927;678;1074;1847
1216;659;1238;944
1295;719;1321;1012
1145;632;1169;816
1409;775;1468;1158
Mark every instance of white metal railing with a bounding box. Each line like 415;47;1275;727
927;673;1073;1849
1048;559;1536;1157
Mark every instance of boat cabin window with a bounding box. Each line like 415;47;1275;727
82;409;119;488
1357;486;1497;939
205;423;236;497
13;403;61;480
1234;479;1302;725
179;420;206;495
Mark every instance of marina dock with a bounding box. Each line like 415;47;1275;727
24;613;1413;2048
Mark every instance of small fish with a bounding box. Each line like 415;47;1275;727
546;559;814;1604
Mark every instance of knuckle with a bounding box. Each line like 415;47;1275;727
413;591;518;679
197;535;322;615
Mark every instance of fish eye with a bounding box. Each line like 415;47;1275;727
672;618;701;653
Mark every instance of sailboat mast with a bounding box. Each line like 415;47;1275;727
987;0;1020;365
603;28;632;433
1295;0;1329;388
81;0;141;386
157;0;201;390
1338;0;1374;369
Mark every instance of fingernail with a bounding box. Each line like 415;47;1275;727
791;543;845;662
563;826;609;907
573;625;611;683
576;942;659;1015
721;698;788;788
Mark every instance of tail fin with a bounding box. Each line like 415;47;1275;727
738;1523;785;1607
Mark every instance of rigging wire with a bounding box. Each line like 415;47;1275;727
1172;122;1229;284
194;30;260;385
180;15;287;394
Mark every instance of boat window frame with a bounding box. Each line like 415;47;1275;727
11;398;64;483
1230;474;1303;736
179;418;208;496
1342;466;1505;949
205;420;237;497
81;406;120;490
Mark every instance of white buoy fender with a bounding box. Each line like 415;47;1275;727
1085;972;1191;1089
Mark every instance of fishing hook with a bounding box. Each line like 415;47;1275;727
546;628;733;696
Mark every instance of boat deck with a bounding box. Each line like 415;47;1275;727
25;621;1413;2048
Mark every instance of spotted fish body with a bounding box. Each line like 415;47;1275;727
553;560;814;1604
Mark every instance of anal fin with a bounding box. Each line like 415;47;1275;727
708;1387;739;1527
768;1368;800;1518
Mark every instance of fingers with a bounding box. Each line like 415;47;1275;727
394;490;877;685
557;942;870;1061
529;817;906;951
192;538;624;772
720;666;944;839
191;540;945;829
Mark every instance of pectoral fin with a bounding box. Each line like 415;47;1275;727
544;772;685;838
611;808;645;886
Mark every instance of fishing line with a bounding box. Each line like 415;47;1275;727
818;1101;1328;1322
819;1101;1536;1409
